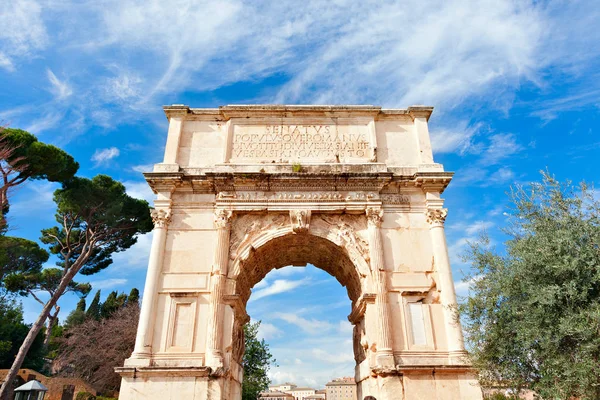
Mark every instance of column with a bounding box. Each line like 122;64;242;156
426;208;466;355
366;207;395;368
131;208;171;358
206;209;233;369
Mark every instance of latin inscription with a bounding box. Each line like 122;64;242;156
230;124;371;161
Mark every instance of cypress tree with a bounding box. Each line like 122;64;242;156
127;288;140;306
75;297;86;312
86;290;101;320
100;291;118;319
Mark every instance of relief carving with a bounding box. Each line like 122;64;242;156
366;207;384;227
151;209;171;228
228;213;288;258
214;209;233;229
380;194;410;204
290;209;311;233
426;208;448;226
319;214;370;264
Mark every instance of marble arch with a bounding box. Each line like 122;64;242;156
117;105;483;400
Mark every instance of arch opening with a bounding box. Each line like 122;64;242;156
232;232;366;307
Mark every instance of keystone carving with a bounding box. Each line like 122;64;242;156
151;209;171;228
290;209;311;233
426;208;448;226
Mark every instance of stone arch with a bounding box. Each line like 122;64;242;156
228;212;373;306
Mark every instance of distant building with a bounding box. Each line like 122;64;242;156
0;368;96;400
259;390;295;400
269;382;297;392
326;377;357;400
289;387;316;400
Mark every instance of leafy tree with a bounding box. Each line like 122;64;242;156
4;268;91;347
0;236;49;297
56;304;140;394
0;128;78;230
460;172;600;400
0;175;153;400
242;321;277;400
0;298;45;371
86;290;102;321
127;288;139;305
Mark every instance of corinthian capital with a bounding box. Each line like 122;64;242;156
214;209;233;229
151;209;171;228
426;208;448;226
366;207;384;227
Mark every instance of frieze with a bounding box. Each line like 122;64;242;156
380;194;410;204
216;191;380;202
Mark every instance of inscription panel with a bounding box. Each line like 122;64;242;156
229;123;373;162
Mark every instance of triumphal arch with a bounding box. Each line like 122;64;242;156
117;105;482;400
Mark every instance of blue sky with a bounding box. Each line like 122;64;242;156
1;0;600;389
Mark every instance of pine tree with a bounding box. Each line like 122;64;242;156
127;288;139;306
86;290;101;321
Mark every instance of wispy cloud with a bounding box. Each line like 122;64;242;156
88;278;128;290
271;312;334;335
257;322;283;341
251;278;310;302
123;180;154;203
47;69;73;99
91;147;120;166
0;0;47;71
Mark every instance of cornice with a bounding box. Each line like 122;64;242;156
143;170;454;194
162;104;434;121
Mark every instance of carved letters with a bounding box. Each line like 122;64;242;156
230;124;371;161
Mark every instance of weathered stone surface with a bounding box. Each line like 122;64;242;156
118;105;482;400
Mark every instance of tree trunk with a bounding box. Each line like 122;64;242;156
0;251;89;400
43;307;60;349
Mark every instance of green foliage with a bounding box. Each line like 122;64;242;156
86;290;101;321
76;297;86;312
41;175;153;275
0;298;45;370
291;162;302;173
242;321;277;400
460;172;600;399
64;308;87;329
75;392;96;400
0;236;49;295
2;128;79;183
100;291;127;319
127;288;139;305
3;268;91;299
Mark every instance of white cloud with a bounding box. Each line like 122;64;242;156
311;348;354;365
91;147;120;165
271;312;334;335
9;181;58;217
0;0;47;70
123;180;155;204
112;232;153;269
251;278;309;302
132;164;154;173
88;278;128;290
257;322;283;341
454;275;483;298
47;69;73;99
430;122;481;154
